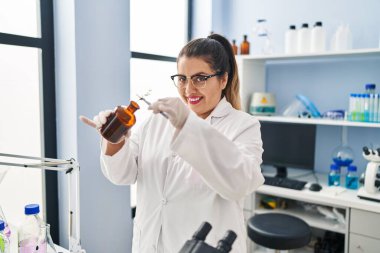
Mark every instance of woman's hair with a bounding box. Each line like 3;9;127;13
177;33;241;110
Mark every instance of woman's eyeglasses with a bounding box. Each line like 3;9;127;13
170;72;223;89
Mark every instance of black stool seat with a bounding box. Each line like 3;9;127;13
247;213;311;250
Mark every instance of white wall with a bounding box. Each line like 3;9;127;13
54;0;133;252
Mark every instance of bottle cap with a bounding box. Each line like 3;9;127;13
301;23;309;28
289;25;296;30
314;21;323;27
365;83;376;90
348;165;357;172
25;204;40;215
330;164;340;171
257;19;266;22
0;220;4;231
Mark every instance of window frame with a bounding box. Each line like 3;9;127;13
0;0;58;243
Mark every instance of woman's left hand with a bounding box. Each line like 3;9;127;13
149;97;189;130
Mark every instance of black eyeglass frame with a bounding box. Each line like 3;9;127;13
170;71;224;88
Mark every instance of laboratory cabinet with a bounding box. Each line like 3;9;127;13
237;49;380;252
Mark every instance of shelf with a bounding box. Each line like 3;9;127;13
254;115;380;128
237;48;380;61
254;208;346;234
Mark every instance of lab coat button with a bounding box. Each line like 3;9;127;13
161;198;167;205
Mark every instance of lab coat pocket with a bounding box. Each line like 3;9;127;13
132;220;141;252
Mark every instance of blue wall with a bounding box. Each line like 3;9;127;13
212;0;380;174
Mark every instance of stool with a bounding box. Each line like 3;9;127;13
247;213;311;252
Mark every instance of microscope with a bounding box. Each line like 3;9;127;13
178;222;237;253
357;146;380;202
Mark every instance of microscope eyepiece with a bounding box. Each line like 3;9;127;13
192;222;212;241
216;230;237;253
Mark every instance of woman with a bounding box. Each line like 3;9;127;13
85;34;264;252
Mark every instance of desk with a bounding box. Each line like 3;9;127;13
244;172;380;253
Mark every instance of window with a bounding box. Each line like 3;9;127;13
130;0;191;207
0;0;58;242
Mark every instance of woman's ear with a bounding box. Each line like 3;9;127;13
221;72;228;89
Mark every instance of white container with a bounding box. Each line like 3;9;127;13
18;204;46;253
311;21;326;52
332;24;353;51
285;25;297;54
297;23;311;53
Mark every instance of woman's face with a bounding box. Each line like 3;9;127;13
176;56;228;119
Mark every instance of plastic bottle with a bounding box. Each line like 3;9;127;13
345;165;359;189
0;220;10;253
285;25;297;54
18;204;46;253
0;207;10;239
310;21;326;53
253;19;274;54
100;101;140;143
328;164;340;186
297;23;311;53
240;35;250;55
231;39;238;55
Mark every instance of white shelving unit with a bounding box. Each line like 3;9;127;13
239;49;380;253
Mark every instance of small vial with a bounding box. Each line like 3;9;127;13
345;165;359;189
328;164;340;186
365;83;376;94
0;220;10;253
101;101;140;143
240;35;250;55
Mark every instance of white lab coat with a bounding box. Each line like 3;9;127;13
100;97;264;253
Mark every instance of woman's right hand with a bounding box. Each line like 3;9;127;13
80;109;128;155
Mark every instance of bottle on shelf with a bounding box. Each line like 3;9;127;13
0;207;10;239
328;164;341;186
284;25;297;54
100;101;140;144
0;220;10;253
18;204;46;253
240;35;250;55
231;39;238;55
297;23;311;53
253;19;274;54
365;83;376;94
310;21;326;53
345;165;359;189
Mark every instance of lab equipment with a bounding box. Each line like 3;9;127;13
239;35;250;55
284;25;297;54
297;23;311;53
310;21;326;53
328;164;340;186
322;110;345;120
18;204;46;253
249;92;276;115
357;146;380;202
0;220;10;253
309;183;322;192
261;122;316;178
0;153;85;253
136;94;168;119
178;222;237;253
282;94;321;118
252;19;274;54
331;144;354;167
100;101;140;143
0;208;10;239
365;83;376;94
331;24;352;51
345;165;359;189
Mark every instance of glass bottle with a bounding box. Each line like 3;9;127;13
328;164;341;186
231;39;238;55
0;220;10;253
345;165;359;189
18;204;46;253
240;35;250;55
100;101;140;143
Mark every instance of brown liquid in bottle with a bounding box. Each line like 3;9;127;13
231;39;238;55
101;101;140;143
240;35;250;55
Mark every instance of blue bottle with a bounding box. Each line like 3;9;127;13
328;164;340;186
345;165;359;189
